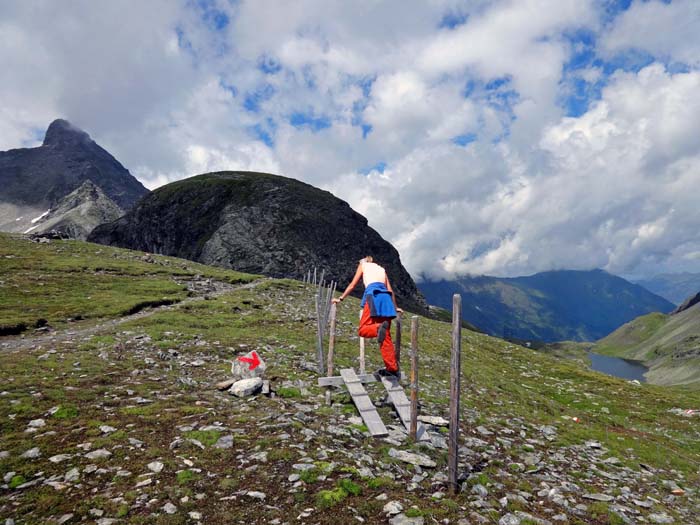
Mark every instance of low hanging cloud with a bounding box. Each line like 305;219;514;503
2;0;700;281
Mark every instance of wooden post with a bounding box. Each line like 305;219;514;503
359;310;366;374
325;303;337;405
409;316;419;441
448;294;462;495
315;283;325;374
395;312;402;370
313;267;317;285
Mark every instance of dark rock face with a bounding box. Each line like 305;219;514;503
27;180;124;240
672;292;700;315
0;119;148;211
89;171;428;312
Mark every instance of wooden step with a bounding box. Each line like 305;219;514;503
379;375;430;442
339;368;388;437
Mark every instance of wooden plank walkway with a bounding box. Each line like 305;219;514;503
379;375;430;442
339;368;388;437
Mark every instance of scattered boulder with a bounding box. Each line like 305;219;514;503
228;378;263;397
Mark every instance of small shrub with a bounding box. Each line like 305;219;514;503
337;478;361;496
316;488;346;508
405;508;423;518
300;468;319;484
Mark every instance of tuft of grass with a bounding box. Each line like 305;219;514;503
367;476;393;490
405;508;423;518
52;405;79;419
176;470;200;485
183;430;221;447
276;387;301;398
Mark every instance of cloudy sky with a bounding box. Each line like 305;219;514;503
2;0;700;281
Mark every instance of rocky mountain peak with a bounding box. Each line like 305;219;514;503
0;119;149;224
671;291;700;315
42;119;92;147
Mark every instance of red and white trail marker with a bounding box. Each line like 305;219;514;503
237;351;261;371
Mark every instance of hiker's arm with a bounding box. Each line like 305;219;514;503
333;263;363;304
385;276;403;313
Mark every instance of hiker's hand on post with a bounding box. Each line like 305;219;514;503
332;297;342;304
396;307;404;314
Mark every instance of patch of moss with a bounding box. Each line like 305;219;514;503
9;475;26;489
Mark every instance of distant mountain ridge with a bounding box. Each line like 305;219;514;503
419;269;674;343
89;171;428;313
634;272;700;305
0;119;148;234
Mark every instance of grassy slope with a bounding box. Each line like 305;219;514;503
1;235;699;524
0;233;256;333
595;309;700;385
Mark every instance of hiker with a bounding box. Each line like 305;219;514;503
332;256;403;377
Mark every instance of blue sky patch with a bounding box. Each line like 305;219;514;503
360;161;386;175
249;125;273;147
563;29;597;73
190;0;229;31
219;78;237;97
175;26;195;55
258;54;282;75
289;111;331;132
439;11;468;30
243;84;275;113
452;133;477;147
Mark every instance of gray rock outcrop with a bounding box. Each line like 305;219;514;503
24;180;124;240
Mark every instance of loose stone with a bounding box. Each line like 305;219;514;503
383;501;403;515
387;448;436;468
85;449;111;460
147;461;164;473
20;447;41;459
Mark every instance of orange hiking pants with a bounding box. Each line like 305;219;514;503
359;302;398;372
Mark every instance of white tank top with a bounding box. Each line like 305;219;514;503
362;261;386;287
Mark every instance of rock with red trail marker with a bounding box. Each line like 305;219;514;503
231;350;266;380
